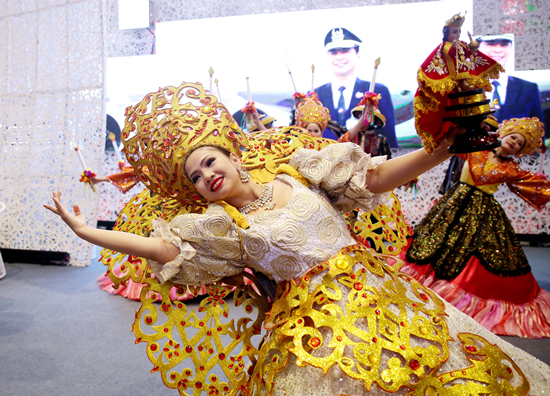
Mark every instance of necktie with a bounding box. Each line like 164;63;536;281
337;86;346;126
492;81;501;118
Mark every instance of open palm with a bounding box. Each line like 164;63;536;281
43;190;86;232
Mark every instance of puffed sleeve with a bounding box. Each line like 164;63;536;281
147;205;246;286
288;142;391;213
505;163;550;210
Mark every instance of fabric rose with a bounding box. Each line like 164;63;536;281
203;214;232;236
271;255;302;281
242;231;270;262
272;221;307;251
316;216;342;244
288;193;319;221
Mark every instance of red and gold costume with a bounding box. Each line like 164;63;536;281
400;118;550;338
414;14;504;153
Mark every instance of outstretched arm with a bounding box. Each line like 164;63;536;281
365;127;464;194
44;191;180;264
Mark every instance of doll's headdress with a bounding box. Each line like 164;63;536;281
351;105;387;128
295;93;331;131
445;12;465;28
498;117;545;157
121;82;249;206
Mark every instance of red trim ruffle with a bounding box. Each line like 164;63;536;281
397;243;550;338
97;272;204;302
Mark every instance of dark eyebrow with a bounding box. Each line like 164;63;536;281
189;155;210;180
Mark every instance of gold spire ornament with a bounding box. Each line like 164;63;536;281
445;11;466;28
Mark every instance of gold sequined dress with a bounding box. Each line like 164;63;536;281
136;144;550;395
400;151;550;338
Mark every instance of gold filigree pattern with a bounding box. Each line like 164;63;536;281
250;245;531;396
345;192;412;256
133;278;269;396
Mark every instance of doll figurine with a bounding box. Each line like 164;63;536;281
414;13;504;154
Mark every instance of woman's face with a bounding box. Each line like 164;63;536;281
500;133;526;156
306;122;323;138
447;27;461;42
185;146;242;202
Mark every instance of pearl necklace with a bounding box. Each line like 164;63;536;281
238;184;276;214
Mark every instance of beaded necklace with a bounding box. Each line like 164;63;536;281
238;184;276;214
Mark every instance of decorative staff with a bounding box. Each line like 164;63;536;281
242;77;256;130
287;65;298;93
209;67;214;93
108;132;125;170
72;141;96;193
311;64;315;92
362;57;381;126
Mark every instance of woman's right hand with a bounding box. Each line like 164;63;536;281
43;191;86;233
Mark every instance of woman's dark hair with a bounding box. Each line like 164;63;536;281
442;26;450;42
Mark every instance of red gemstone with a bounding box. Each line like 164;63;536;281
419;293;428;301
354;282;363;290
150;344;157;351
198;346;203;351
310;337;321;347
409;359;420;370
375;309;380;315
219;353;226;360
506;366;513;374
195;382;202;389
337;336;342;341
465;345;477;352
372;337;377;343
400;344;406;350
145;317;152;324
186;346;192;353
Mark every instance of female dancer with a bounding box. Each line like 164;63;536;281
401;117;550;338
45;83;549;395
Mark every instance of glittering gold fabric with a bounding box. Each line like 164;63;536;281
406;182;530;279
248;245;530;396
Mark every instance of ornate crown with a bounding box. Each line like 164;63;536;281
295;94;331;131
498;117;545;157
121;82;249;206
445;12;465;28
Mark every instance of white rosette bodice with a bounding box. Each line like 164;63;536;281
148;143;389;285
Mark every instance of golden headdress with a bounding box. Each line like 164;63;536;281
498;117;545;157
295;93;331;131
121;82;249;206
445;12;465;28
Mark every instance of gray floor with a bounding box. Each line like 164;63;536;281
0;246;549;396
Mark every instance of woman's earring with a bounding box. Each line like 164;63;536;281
239;168;250;183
